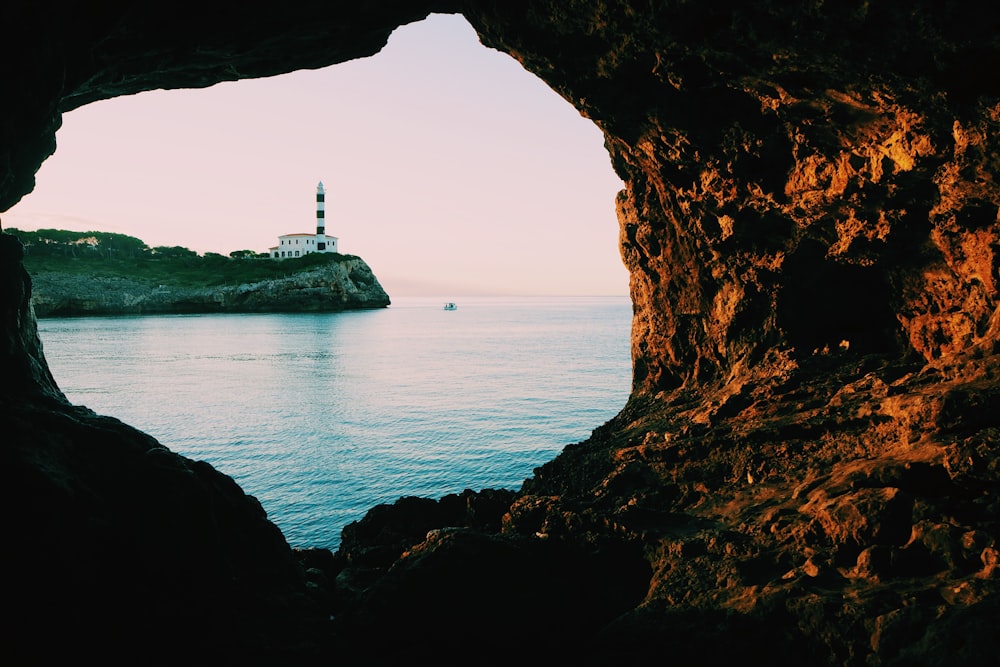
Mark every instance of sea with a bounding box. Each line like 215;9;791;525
36;296;633;550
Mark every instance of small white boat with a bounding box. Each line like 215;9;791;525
443;302;457;310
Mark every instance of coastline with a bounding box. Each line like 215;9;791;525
29;259;390;317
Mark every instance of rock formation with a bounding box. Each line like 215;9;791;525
1;1;999;664
29;256;390;317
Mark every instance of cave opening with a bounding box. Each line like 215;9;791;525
776;239;902;357
8;14;633;550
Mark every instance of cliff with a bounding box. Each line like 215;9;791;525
29;257;390;316
1;2;999;665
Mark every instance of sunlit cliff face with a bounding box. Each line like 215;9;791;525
2;2;999;403
614;87;999;395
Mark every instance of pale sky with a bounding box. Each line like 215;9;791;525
4;14;628;297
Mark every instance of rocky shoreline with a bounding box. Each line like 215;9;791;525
28;257;390;316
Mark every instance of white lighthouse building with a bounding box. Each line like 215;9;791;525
269;181;340;259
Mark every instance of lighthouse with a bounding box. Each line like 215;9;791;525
267;181;340;258
315;181;327;251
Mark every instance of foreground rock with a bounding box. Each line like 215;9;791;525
2;2;1000;664
3;400;336;663
29;256;389;316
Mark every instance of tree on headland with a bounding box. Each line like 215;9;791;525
151;245;198;259
7;228;151;259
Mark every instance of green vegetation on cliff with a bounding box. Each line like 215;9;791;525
7;227;358;287
7;227;390;316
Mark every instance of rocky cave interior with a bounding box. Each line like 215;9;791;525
2;2;999;665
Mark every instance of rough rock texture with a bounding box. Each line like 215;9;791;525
29;257;390;317
2;1;1000;664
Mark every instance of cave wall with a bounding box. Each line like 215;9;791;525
3;1;999;403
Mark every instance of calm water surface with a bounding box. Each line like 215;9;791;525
37;296;632;549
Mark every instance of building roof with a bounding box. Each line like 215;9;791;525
275;233;339;240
